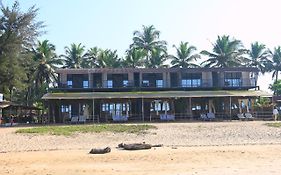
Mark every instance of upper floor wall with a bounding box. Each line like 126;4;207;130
55;67;259;91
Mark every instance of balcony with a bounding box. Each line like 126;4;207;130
223;78;257;89
50;77;258;93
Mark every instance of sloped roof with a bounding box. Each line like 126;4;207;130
0;101;11;108
42;90;272;100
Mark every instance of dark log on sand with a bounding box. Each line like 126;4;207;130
118;143;163;150
89;147;111;154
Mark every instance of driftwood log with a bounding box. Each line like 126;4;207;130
118;143;163;150
89;147;111;154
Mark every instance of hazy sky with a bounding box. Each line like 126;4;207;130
4;0;281;92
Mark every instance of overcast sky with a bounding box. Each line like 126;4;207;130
5;0;281;92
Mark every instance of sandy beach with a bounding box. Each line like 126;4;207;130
1;121;281;175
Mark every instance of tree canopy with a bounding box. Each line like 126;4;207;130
0;1;280;107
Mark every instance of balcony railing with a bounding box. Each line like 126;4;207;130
223;78;256;88
54;78;257;90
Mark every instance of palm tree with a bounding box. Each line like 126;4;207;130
60;43;86;68
247;42;270;73
246;42;270;86
131;25;167;67
96;49;121;68
123;48;145;68
201;35;247;67
82;47;99;68
148;49;168;68
268;46;281;81
32;40;61;88
170;41;200;68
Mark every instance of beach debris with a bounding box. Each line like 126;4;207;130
118;142;163;150
89;147;111;154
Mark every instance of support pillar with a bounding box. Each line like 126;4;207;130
229;96;232;120
102;73;108;88
139;73;143;87
189;97;192;119
47;101;50;123
92;99;95;123
52;103;55;124
142;98;144;122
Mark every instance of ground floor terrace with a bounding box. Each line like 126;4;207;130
42;90;272;123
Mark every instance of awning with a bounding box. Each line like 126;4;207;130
0;101;11;109
42;90;272;100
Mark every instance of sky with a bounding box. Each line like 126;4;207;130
4;0;281;92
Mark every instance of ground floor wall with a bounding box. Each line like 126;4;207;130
45;96;273;123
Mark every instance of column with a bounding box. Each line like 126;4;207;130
139;73;143;87
102;73;107;88
178;72;182;87
52;103;55;123
61;73;67;86
88;73;93;88
189;97;192;119
128;72;134;86
166;72;171;87
142;98;144;122
162;72;167;87
92;99;95;123
47;101;50;123
229;96;232;120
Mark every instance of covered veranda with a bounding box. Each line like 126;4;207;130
43;90;271;123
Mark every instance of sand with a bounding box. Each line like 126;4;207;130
1;121;281;175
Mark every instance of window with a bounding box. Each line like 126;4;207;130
102;103;109;112
116;103;122;116
155;102;162;111
156;80;164;88
162;101;170;111
225;72;242;87
182;79;191;87
123;80;129;87
67;81;73;88
83;81;89;88
61;105;67;112
107;80;113;88
142;80;149;87
181;73;201;87
192;79;201;87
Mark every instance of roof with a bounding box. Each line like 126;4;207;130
42;90;272;100
0;101;11;108
56;67;259;74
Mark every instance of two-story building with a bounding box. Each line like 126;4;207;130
42;67;271;123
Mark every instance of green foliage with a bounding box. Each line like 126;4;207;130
201;35;247;67
148;48;168;68
60;43;86;68
267;47;281;81
247;42;270;74
82;47;99;68
254;97;272;108
32;40;61;87
0;1;44;102
96;49;122;68
170;41;200;68
131;25;167;68
269;80;281;95
123;48;145;68
15;124;157;136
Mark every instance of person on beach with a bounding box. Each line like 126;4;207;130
273;107;279;121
